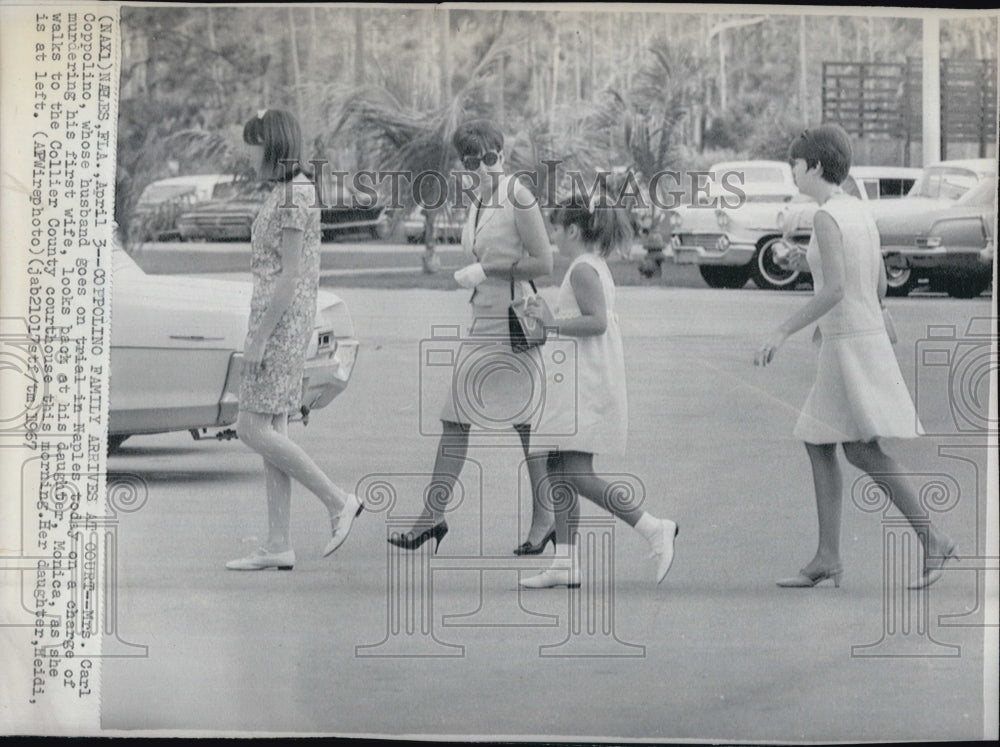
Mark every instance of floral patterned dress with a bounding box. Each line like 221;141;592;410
239;177;321;415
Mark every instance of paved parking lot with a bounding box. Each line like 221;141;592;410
103;283;996;740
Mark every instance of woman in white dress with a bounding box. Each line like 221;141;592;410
756;125;955;589
518;195;679;588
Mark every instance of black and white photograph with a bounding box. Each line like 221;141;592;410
1;2;998;741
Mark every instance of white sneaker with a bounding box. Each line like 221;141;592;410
323;494;364;557
519;567;581;589
649;519;679;584
226;547;295;571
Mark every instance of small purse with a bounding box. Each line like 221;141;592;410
508;280;547;353
881;303;898;345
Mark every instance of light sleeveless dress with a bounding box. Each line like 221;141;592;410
530;253;628;457
793;194;922;444
438;174;545;428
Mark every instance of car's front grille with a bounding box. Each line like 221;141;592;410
676;233;724;248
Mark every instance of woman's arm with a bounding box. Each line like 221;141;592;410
481;181;553;280
527;263;607;338
755;210;846;366
244;227;303;366
876;248;888;302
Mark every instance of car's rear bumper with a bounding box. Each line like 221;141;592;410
899;246;993;274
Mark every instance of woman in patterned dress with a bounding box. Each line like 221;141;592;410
226;110;362;571
755;125;955;589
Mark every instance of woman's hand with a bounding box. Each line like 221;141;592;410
454;262;487;288
525;295;555;327
754;330;788;367
244;335;266;369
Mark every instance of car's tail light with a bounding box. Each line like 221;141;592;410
332;340;359;383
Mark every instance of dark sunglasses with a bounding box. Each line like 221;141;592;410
461;151;500;170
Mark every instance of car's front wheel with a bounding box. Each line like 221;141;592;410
752;237;802;290
698;265;750;289
884;254;917;296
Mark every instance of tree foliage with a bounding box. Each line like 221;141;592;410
115;7;998;248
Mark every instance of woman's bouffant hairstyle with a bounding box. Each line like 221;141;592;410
788;124;853;185
549;190;635;258
243;109;312;182
452;119;504;158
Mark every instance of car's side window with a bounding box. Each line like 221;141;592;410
862;180;879;199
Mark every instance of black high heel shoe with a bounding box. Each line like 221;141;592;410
387;521;448;552
513;529;555;556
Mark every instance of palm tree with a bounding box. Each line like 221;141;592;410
330;20;519;272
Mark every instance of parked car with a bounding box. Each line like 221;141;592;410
842;166;920;201
900;177;997;298
176;180;269;241
130;174;237;242
669;162;917;290
403;205;467;243
176;176;390;242
773;166;922;287
669;160;799;289
781;158;996;295
109;246;360;452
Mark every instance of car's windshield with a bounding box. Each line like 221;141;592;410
909;167;982;200
733;166;788;184
212;181;240;200
138;184;197;204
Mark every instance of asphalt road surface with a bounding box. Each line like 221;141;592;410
103;285;996;740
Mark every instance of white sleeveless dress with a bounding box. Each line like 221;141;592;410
793;194;922;444
530;253;628;456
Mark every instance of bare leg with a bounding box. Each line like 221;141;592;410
842;440;953;559
236;410;350;516
541;452;579;550
262;413;293;551
515;423;555;544
416;420;470;524
802;442;843;573
560;451;644;527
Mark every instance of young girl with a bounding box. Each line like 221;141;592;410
519;195;678;588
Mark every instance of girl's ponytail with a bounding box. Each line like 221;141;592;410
550;176;635;257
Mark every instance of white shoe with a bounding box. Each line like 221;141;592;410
649;519;679;584
226;547;295;571
323;494;364;557
519;567;581;589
